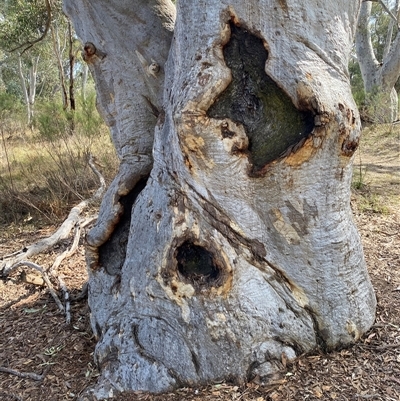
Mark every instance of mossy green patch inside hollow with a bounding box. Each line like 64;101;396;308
207;22;314;172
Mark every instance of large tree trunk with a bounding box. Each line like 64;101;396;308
356;1;400;122
64;0;376;398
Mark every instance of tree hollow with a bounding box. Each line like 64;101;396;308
207;21;314;173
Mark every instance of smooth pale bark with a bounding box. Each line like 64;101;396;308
17;55;38;125
50;21;68;109
356;1;400;122
63;0;175;271
65;0;376;398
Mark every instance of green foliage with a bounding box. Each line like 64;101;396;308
35;92;104;140
364;90;396;123
0;92;24;114
0;0;49;52
352;159;367;191
357;193;390;214
75;92;105;139
349;58;366;109
0;0;81;106
0;0;113;225
369;3;393;63
35;101;73;140
350;57;398;123
351;2;400;121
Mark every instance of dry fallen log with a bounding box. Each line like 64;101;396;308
5;260;64;312
0;155;105;276
0;154;106;324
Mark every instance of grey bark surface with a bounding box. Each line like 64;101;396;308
356;1;400;122
65;0;376;399
63;0;175;270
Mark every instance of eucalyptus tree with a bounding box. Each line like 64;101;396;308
0;0;79;124
64;0;376;398
356;0;400;122
0;0;51;124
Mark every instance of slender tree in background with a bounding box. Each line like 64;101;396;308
0;0;79;124
0;0;51;125
64;0;376;398
356;0;400;122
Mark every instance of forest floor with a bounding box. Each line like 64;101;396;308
0;124;399;401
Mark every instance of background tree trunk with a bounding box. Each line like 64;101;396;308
50;20;69;110
17;55;38;126
65;0;376;398
356;0;400;122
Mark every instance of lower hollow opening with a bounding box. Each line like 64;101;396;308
176;241;220;285
99;177;148;275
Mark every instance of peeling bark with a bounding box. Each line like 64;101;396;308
65;0;376;398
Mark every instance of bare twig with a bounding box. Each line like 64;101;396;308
7;261;64;312
80;215;98;229
58;276;71;324
88;154;106;200
0;366;49;381
49;224;81;275
0;153;106;325
1;249;23;260
378;0;400;29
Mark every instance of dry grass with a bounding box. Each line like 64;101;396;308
0;106;118;225
352;122;400;212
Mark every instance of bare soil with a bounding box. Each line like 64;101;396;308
0;124;399;401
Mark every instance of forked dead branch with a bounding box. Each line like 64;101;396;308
0;154;106;322
0;155;105;387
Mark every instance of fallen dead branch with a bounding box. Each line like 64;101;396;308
0;154;105;325
5;260;64;312
49;224;81;276
0;366;49;381
58;275;71;324
0;155;105;275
